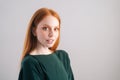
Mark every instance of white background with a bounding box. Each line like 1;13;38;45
0;0;120;80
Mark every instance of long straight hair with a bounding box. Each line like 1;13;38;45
21;8;61;61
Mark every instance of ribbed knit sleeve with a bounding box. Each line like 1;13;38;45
18;56;44;80
56;50;74;80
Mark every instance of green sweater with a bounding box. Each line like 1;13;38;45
18;50;74;80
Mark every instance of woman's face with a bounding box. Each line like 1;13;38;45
33;15;59;48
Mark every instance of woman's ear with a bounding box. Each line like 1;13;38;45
32;27;36;36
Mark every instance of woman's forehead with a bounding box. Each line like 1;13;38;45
38;15;59;27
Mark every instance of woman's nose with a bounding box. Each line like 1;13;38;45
48;30;54;37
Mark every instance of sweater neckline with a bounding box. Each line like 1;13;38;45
28;51;56;56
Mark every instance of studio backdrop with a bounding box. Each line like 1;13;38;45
0;0;120;80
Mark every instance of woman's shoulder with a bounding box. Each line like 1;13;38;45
21;55;38;66
55;50;70;60
55;49;68;55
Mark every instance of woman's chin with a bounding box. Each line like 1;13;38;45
46;44;54;48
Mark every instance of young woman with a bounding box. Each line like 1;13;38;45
18;7;74;80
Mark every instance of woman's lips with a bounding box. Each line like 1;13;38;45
46;39;54;44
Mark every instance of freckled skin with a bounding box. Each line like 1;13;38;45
33;15;60;49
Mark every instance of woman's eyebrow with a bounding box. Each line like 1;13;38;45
43;24;49;27
43;24;59;28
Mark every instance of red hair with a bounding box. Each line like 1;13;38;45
21;8;61;61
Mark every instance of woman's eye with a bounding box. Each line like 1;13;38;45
42;27;48;31
54;28;59;31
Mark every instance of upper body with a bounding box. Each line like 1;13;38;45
19;8;74;80
18;50;74;80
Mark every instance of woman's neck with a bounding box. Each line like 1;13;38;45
30;44;53;55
